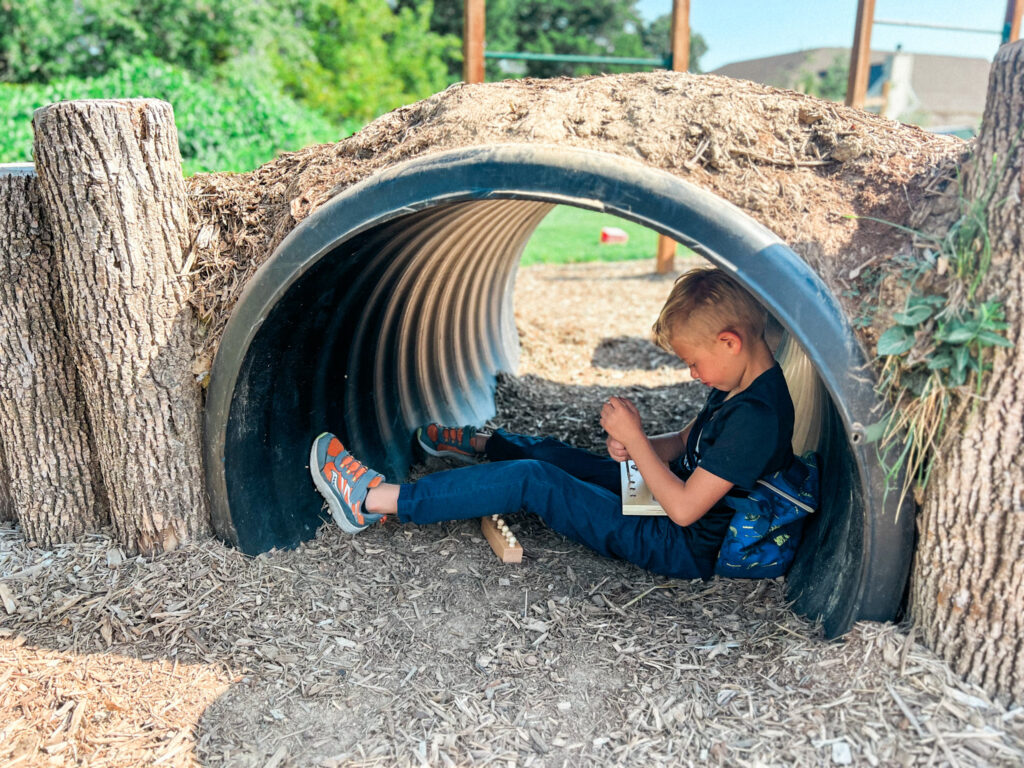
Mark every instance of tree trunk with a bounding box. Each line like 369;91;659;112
911;41;1024;705
32;100;209;555
0;166;106;543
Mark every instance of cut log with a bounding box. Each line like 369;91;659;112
32;100;208;555
911;41;1024;705
0;165;105;543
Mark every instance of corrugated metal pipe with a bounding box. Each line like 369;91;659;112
204;145;913;637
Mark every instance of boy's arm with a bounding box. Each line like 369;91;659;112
627;438;733;526
602;399;730;526
607;420;693;463
652;420;694;463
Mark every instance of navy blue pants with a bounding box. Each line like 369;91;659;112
397;429;704;579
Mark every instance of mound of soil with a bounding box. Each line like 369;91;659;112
184;72;968;363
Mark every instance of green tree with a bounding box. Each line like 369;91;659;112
798;54;849;101
400;0;705;79
2;0;460;129
268;0;458;124
0;0;264;82
487;0;649;77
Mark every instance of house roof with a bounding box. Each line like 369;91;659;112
902;52;989;121
711;47;990;128
711;48;881;89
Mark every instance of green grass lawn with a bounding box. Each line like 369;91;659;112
520;205;691;266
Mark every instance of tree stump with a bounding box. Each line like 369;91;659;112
0;166;105;543
32;100;208;555
912;41;1024;704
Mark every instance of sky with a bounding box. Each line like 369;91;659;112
636;0;1012;71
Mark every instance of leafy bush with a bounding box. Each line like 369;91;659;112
2;0;457;137
269;0;459;124
0;0;266;83
0;57;352;175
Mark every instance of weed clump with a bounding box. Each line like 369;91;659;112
869;152;1016;506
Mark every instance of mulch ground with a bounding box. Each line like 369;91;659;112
2;260;1022;767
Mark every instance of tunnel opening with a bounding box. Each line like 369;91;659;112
205;144;913;637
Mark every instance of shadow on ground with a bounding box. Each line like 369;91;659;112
590;336;686;372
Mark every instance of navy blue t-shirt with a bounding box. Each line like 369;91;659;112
674;362;795;577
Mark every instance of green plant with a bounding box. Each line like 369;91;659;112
267;0;459;125
797;54;849;102
868;159;1016;506
878;295;1010;389
0;0;265;83
0;57;350;174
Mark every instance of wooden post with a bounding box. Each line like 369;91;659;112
656;0;691;275
1005;0;1023;43
464;0;486;84
669;0;690;72
846;0;876;109
0;165;106;544
32;100;209;556
655;235;678;275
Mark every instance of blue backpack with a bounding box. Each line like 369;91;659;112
713;452;819;579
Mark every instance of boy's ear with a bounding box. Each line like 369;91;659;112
718;331;743;353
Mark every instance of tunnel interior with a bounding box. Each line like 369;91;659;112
206;145;912;638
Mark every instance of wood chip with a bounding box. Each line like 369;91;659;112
0;581;17;614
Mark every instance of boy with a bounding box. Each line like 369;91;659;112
310;267;794;580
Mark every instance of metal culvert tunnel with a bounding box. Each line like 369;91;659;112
204;145;913;637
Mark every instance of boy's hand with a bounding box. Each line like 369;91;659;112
606;436;630;462
600;397;644;448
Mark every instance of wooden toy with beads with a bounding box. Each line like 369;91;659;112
480;514;523;563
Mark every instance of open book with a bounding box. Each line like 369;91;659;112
620;460;667;516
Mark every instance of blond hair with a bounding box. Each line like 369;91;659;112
652;267;767;350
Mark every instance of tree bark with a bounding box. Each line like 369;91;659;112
0;443;12;522
32;100;209;555
911;41;1024;705
0;166;106;543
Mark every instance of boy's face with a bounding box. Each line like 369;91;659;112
669;328;743;392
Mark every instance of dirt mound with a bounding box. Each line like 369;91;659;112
185;71;967;362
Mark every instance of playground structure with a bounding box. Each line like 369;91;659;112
202;142;912;638
2;25;1024;705
2;70;963;640
462;0;1024;272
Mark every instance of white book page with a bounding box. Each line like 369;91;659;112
620;460;666;516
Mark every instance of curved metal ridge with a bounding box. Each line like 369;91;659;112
205;144;914;637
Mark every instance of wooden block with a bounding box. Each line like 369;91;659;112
481;516;523;563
